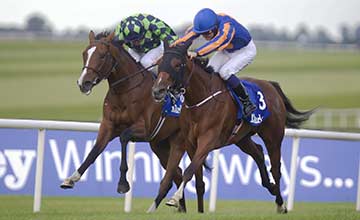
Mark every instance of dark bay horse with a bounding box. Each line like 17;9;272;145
152;41;314;213
60;31;206;213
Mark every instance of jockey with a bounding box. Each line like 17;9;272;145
113;13;178;72
172;8;257;117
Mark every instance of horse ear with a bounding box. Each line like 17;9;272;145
184;40;192;49
163;41;170;50
89;30;95;42
107;32;115;41
179;40;192;54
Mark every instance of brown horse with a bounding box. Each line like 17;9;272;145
60;31;207;213
152;41;314;213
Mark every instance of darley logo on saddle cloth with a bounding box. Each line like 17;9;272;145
229;80;270;126
161;93;184;117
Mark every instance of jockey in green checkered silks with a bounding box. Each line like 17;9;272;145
114;13;178;72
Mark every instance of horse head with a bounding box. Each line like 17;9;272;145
152;40;192;102
77;31;117;95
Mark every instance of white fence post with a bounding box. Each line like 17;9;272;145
209;149;220;212
287;136;300;211
124;142;136;213
33;129;46;213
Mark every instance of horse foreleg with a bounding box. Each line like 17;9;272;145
117;131;130;194
147;142;184;213
60;121;114;189
187;146;205;213
117;123;147;194
167;134;214;209
194;167;205;213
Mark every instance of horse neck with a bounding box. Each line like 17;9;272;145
108;46;153;93
184;62;225;106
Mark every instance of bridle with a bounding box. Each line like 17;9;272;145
161;50;195;95
82;39;157;92
160;48;227;109
82;40;118;83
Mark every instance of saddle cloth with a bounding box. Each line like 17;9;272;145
161;80;270;125
228;80;270;126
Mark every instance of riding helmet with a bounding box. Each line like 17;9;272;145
122;17;145;42
193;8;218;34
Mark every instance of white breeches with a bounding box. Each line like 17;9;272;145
208;40;257;80
127;42;164;72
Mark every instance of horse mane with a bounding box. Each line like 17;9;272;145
193;57;215;74
95;30;111;40
170;44;215;75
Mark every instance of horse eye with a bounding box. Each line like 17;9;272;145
174;64;181;71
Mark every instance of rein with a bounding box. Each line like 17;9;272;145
171;55;225;109
185;89;227;109
110;63;157;88
85;39;158;93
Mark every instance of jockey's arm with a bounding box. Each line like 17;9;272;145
171;28;199;47
196;22;235;56
147;19;177;45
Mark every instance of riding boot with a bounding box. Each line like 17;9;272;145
233;82;257;117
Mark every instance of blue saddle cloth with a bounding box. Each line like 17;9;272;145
228;80;270;126
161;93;184;117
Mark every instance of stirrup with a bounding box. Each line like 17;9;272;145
243;102;256;117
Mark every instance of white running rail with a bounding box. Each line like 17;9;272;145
0;119;359;213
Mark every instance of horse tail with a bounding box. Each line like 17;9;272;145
269;81;315;129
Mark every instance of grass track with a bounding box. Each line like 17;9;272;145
0;196;358;220
0;40;359;121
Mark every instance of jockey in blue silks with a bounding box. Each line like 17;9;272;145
172;8;257;117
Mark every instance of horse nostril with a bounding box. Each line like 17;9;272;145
152;86;167;102
79;81;93;93
84;81;93;89
159;88;166;94
152;88;159;97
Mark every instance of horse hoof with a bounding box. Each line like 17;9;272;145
177;205;186;213
60;179;74;189
117;182;130;194
166;198;179;208
146;201;157;213
277;205;288;214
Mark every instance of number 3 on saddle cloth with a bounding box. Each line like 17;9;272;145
228;80;270;126
161;93;185;117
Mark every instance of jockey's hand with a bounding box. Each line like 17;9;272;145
188;51;197;60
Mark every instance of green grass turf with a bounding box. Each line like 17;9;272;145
0;196;358;220
0;40;359;121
